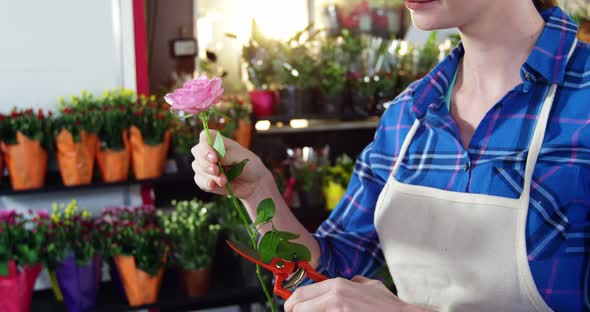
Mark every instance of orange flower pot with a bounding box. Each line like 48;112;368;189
1;132;47;191
233;119;252;149
130;126;171;180
179;267;211;297
56;130;98;186
113;255;166;306
97;131;130;183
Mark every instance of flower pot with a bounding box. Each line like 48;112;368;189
319;94;344;116
0;261;42;312
113;255;166;306
1;132;47;190
56;130;98;186
323;181;347;211
55;255;102;312
299;189;325;210
174;154;193;174
130;126;172;180
107;258;126;298
279;87;314;117
232;119;252;149
48;270;64;301
178;267;211;297
97;130;130;183
249;90;277;117
351;94;371;119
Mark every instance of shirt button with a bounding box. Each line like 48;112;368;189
464;162;471;172
524;72;532;81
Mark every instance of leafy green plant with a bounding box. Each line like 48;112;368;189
0;210;46;275
3;108;53;149
417;32;439;75
47;200;99;266
98;88;135;150
275;25;322;90
158;199;221;270
319;38;347;96
215;95;252;139
131;95;172;146
54;91;103;142
172;119;199;155
323;154;354;188
295;163;324;192
98;205;168;276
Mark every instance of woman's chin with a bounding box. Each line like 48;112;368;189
411;14;456;31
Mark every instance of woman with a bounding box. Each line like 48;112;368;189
192;0;589;311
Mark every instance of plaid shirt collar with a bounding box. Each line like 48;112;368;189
410;6;578;120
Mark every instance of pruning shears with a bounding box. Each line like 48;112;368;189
226;240;328;299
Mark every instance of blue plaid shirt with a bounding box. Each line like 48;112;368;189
314;7;590;311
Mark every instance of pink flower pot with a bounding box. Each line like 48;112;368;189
249;90;277;117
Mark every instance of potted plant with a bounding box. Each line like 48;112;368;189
53;92;102;186
171;118;199;173
159;199;221;297
47;200;102;312
96;89;134;183
1;108;52;190
318;38;347;116
243;24;280;117
0;210;45;312
322;155;354;210
216;95;253;149
103;205;168;306
294;163;325;210
129;96;172;180
276;27;321;117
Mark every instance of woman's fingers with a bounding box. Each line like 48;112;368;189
284;278;346;312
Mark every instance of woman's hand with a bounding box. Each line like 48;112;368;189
284;276;431;312
191;130;270;200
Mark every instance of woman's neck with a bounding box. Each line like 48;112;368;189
457;1;545;95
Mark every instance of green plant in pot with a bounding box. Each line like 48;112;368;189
159;199;221;297
171;118;200;173
215;95;253;149
322;154;354;210
277;26;321;117
243;21;280;117
294;163;325;210
318;38;347;116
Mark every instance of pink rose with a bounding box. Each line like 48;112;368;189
164;76;224;114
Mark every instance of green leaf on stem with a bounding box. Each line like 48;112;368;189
213;131;226;159
276;240;311;262
258;231;280;263
254;198;275;226
224;159;249;182
275;231;300;240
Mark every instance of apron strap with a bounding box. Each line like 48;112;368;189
520;38;578;200
390;119;421;177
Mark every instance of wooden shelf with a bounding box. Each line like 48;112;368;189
255;118;379;135
0;171;197;196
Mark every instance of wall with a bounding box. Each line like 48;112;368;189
147;0;194;93
0;0;137;113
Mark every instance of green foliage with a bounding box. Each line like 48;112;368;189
131;95;172;146
0;211;46;275
98;88;136;150
172;118;200;155
158;199;221;270
323;154;354;188
2;108;53;149
254;198;275;226
54;91;104;142
417;32;439;75
319;38;347;96
275;26;321;89
225;159;249;182
294;163;324;192
213;131;226;159
215;95;252;139
98;205;168;276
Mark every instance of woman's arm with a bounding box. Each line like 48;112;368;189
191;130;320;265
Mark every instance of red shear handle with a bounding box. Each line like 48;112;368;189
299;262;328;283
274;274;293;300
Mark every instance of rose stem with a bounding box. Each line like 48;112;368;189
201;113;276;312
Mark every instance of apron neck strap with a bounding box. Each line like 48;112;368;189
520;38;578;200
390;39;578;197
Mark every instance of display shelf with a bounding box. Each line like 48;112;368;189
255;114;381;123
31;285;265;312
0;171;198;196
255;118;380;135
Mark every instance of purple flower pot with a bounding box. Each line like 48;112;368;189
56;255;101;312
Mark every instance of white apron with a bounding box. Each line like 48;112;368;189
374;41;576;312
